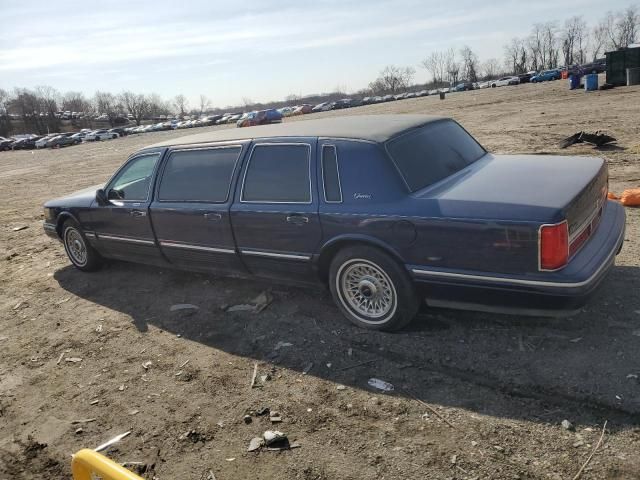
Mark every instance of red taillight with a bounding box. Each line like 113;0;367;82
539;222;568;270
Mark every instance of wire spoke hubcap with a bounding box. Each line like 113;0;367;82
65;229;87;266
340;261;395;320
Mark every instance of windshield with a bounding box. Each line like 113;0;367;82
386;120;486;192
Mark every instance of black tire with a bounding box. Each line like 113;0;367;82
328;245;420;331
62;219;103;272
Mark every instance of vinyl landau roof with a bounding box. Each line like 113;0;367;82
149;114;446;148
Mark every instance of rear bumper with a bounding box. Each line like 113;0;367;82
408;200;626;315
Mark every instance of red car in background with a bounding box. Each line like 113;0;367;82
237;109;283;128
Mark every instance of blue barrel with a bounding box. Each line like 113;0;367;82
569;74;581;90
585;74;598;91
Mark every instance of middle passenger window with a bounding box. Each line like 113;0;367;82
158;147;241;202
242;144;311;203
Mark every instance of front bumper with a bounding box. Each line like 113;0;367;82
409;200;626;315
43;222;59;240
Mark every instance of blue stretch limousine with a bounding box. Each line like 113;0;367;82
43;115;625;330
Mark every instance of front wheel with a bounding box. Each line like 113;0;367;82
329;246;420;331
62;219;103;272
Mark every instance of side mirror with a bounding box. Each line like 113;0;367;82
95;188;108;206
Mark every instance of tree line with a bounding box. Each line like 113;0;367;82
0;87;214;137
368;4;638;92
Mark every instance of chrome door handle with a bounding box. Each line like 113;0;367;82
286;215;309;225
204;212;222;221
130;209;147;217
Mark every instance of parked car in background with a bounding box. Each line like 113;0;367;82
10;136;41;150
43;115;625;332
0;137;14;151
333;98;353;109
36;135;58;148
292;104;313;115
70;132;87;142
491;76;520;87
109;128;128;137
237;109;283;128
312;102;333;112
225;114;242;124
568;61;606;75
455;82;475;91
518;72;535;83
582;60;606;74
531;70;561;82
85;130;119;141
47;134;80;148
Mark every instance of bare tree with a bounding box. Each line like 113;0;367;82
561;16;587;66
120;91;150;126
10;88;49;134
504;38;521;74
482;58;500;79
591;20;608;60
0;88;11;137
605;7;638;49
460;45;479;82
94;91;122;127
198;94;211;115
148;94;171;118
35;85;61;133
241;97;254;109
368;65;415;94
541;22;559;69
444;49;460;84
174;94;189;119
421;51;447;86
61;91;87;114
528;24;544;72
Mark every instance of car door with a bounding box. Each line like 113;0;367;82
230;139;322;282
91;151;164;264
150;143;247;274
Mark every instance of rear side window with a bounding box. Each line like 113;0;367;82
322;145;342;202
386;120;486;192
242;144;311;203
158;147;241;202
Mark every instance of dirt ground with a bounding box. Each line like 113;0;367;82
1;79;640;480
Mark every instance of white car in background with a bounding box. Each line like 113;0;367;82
35;135;56;148
490;76;520;88
84;129;119;141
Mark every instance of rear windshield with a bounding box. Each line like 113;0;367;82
386;120;486;192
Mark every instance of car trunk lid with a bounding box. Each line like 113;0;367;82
419;153;608;248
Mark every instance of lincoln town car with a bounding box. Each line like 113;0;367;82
43;115;626;331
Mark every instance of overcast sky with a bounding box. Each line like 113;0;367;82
0;0;632;108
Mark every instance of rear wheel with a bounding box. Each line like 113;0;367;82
329;246;420;331
62;219;103;272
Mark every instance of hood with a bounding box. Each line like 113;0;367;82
44;183;104;208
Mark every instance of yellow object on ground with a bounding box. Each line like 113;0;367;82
72;449;144;480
